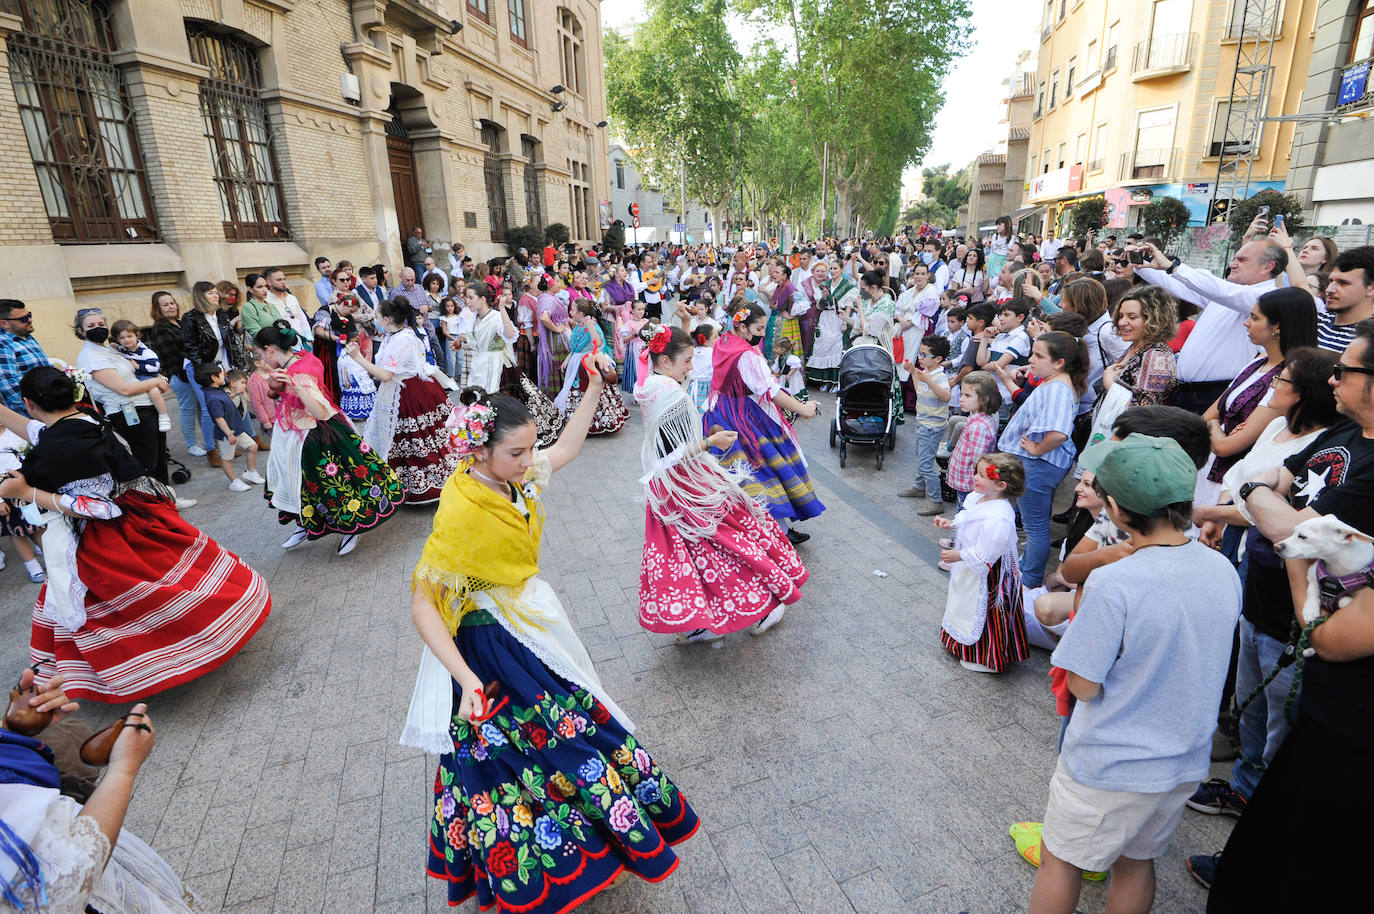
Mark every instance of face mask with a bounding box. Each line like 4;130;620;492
748;332;764;345
84;326;109;344
920;252;934;265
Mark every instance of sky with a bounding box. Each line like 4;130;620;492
598;0;1035;199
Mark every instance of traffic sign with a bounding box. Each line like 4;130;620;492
632;215;641;228
629;202;640;217
673;222;686;232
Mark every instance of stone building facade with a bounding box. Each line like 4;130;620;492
0;0;610;360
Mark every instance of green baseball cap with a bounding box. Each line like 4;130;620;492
1078;433;1195;515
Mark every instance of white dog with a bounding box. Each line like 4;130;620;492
1273;514;1374;624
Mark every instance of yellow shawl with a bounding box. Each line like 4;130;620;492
412;456;550;634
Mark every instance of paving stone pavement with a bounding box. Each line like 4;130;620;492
0;390;1239;913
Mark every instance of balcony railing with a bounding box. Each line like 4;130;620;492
1118;147;1180;182
1132;32;1196;75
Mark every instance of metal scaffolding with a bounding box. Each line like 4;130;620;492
1209;0;1282;221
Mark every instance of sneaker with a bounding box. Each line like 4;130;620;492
1008;823;1107;882
1187;852;1222;890
896;486;926;498
916;500;946;516
677;628;725;645
240;470;266;485
188;444;208;457
751;606;785;635
282;526;309;549
157;413;171;432
960;660;998;673
935;441;951;459
937;560;952;572
785;528;810;545
336;533;361;556
938;537;954;548
28;566;46;584
1186;779;1246;817
228;478;252;492
174;497;198;510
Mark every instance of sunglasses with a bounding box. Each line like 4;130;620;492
1;312;33;323
1332;363;1374;380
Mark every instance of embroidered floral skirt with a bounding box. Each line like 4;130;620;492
501;373;565;449
428;617;698;910
639;495;808;634
266;415;404;537
564;385;629;436
390;376;461;504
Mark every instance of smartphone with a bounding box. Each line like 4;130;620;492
1129;250;1144;265
1273;214;1285;231
1258;205;1271;218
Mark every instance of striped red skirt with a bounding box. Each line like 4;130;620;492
939;560;1029;672
30;490;271;702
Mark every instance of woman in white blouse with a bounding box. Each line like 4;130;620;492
74;308;169;482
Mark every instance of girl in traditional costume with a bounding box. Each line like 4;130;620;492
535;274;571;396
555;299;629;436
934;452;1031;673
256;320;404;555
346;300;462;506
633;325;808;644
704;302;824;546
402;362;698;912
0;367;270;701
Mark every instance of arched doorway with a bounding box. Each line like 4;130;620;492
385;101;423;241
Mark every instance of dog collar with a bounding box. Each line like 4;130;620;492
1315;559;1374;605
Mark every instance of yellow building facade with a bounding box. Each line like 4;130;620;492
1025;0;1315;233
0;0;610;361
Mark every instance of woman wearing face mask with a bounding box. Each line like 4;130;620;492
0;366;270;701
703;301;824;545
74;308;170;482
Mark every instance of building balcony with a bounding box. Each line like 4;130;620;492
1131;33;1196;79
1118;147;1180;183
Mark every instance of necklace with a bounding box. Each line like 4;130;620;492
468;466;509;495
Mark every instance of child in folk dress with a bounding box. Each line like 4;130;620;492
771;337;808;424
633;324;807;644
688;321;718;412
934;452;1030;673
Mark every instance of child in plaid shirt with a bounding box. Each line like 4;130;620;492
945;371;1001;508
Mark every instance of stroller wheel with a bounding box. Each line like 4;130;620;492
839;442;847;468
876;450;884;470
887;429;897;451
171;467;191;485
829;423;837;448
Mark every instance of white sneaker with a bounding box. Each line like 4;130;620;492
240;470;266;485
174;496;198;510
26;562;45;583
751;606;785;635
0;551;6;571
228;478;252;492
676;628;724;645
157;413;171;432
336;533;361;556
187;444;208;457
282;526;309;549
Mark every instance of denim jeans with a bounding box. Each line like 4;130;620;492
1231;617;1298;799
915;424;944;502
182;360;217;451
1018;455;1070;588
168;374;202;450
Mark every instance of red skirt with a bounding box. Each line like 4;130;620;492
639;497;808;634
391;376;460;504
30;490;271;702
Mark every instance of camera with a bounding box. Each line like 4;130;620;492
1258;205;1271;218
1128;250;1144;265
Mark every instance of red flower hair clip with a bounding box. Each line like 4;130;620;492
647;324;671;354
983;464;1001;480
733;306;751;324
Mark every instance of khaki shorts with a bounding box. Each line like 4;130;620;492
217;432;255;460
1040;760;1193;871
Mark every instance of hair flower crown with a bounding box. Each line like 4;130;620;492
732;305;751;325
647;324;672;354
446;401;496;456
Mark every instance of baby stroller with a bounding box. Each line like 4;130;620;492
829;341;897;469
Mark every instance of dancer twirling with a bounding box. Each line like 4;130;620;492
256;320;404;555
633;324;807;644
0;367;270;701
555;299;629;436
403;357;698;912
704;301;824;545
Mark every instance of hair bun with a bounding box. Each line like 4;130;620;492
638;321;660;345
457;385;486;408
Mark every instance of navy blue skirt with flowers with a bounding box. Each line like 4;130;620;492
428;612;698;911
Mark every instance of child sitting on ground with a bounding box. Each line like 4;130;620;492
933;452;1028;674
112;319;171;432
198;364;263;492
1024;434;1240;914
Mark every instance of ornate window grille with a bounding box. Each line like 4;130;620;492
8;0;158;243
482;123;509;242
187;26;289;241
521;136;542;227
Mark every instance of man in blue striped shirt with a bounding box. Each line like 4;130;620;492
0;300;47;415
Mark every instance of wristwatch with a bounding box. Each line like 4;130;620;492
1166;257;1182;274
1237;481;1271;501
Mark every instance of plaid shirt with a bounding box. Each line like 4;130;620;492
947;412;997;493
0;328;47;413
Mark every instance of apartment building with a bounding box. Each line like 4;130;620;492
0;0;609;360
961;56;1038;238
1023;0;1315;234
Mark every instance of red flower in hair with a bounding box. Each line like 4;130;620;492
647;325;670;354
983;464;1001;480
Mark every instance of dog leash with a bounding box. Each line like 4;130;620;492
1226;614;1327;773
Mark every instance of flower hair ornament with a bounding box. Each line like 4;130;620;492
446;401;496;456
983;463;1001;480
647;323;672;354
733;305;751;325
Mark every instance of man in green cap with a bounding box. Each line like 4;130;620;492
1027;434;1242;914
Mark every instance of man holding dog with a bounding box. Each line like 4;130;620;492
1200;319;1374;910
